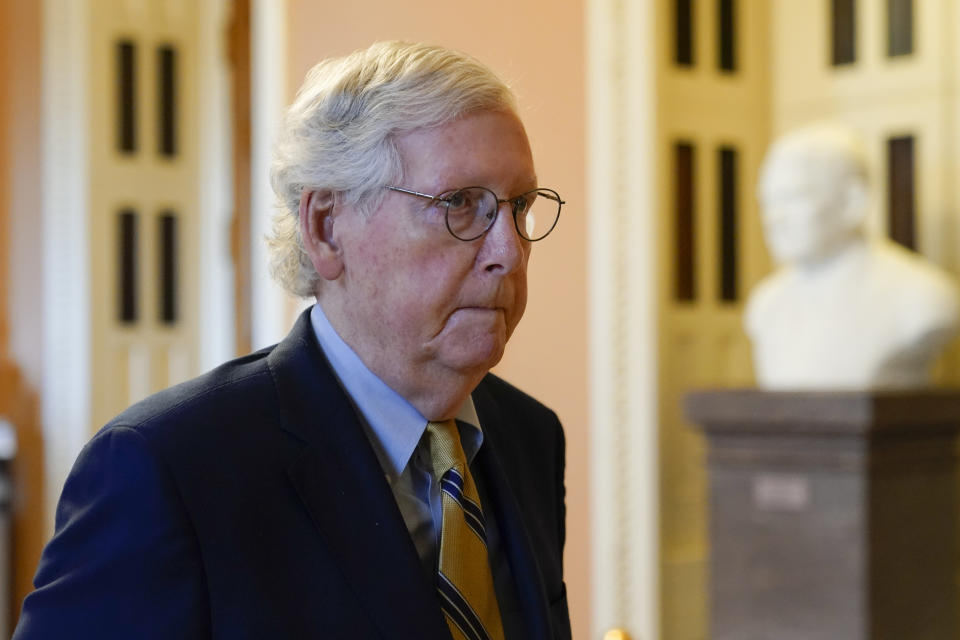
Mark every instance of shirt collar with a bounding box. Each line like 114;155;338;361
309;304;483;480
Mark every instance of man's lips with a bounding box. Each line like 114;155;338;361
452;306;505;316
446;306;509;324
448;288;514;321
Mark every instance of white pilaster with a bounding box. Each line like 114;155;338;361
197;0;235;371
249;0;289;349
41;0;91;533
588;0;659;638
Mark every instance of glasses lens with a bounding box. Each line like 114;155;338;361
444;187;497;240
515;189;561;241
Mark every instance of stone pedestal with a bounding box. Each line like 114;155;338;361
685;390;960;640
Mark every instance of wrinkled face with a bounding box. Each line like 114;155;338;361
331;110;535;385
759;154;857;265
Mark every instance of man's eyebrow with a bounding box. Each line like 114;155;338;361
516;174;539;190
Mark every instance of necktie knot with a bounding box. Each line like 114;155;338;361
426;419;467;482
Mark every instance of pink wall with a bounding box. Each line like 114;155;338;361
1;0;43;390
285;2;590;637
1;0;48;615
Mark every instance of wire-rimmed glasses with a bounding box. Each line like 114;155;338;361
384;185;564;242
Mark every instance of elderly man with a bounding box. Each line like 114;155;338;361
14;42;570;640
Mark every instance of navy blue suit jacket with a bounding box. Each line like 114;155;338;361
14;311;571;639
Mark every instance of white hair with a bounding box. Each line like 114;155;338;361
268;41;518;297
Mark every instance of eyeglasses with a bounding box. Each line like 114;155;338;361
384;185;564;242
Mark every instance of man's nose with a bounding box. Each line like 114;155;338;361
478;202;526;273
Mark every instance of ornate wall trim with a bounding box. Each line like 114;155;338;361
249;0;290;348
198;0;237;370
41;0;91;533
587;0;659;638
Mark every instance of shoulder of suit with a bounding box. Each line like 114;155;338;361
100;344;279;439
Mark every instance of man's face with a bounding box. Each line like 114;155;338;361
759;154;855;265
327;110;535;399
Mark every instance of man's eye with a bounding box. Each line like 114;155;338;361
445;191;471;210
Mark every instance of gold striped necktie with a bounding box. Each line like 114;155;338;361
426;420;506;640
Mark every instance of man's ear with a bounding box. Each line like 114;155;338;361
299;189;344;281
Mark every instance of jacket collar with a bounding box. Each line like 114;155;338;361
267;310;451;639
473;380;554;640
266;310;553;639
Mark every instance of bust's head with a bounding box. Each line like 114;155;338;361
758;124;869;265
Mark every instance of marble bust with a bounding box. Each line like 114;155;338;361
745;124;959;389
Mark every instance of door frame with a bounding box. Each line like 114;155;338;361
42;0;92;531
587;0;659;637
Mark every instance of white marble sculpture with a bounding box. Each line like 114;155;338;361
745;124;960;389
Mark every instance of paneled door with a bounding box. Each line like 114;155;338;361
88;0;202;429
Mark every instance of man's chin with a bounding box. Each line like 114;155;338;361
427;310;516;374
437;335;507;377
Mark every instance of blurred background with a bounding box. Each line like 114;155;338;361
1;0;957;638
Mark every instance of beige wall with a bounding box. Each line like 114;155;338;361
284;2;590;637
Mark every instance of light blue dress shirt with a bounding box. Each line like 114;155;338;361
309;303;485;579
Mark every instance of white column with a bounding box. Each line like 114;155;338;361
41;0;91;533
197;0;236;371
587;0;659;638
249;0;289;349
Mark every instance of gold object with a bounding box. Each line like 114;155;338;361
603;629;632;640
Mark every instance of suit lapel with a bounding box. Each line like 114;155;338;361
267;311;451;640
473;382;553;640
